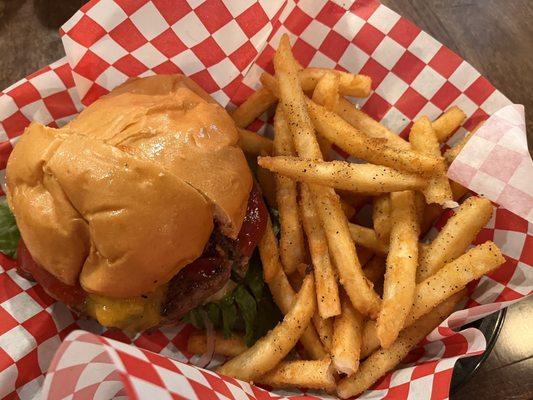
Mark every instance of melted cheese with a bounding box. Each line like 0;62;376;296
86;285;166;333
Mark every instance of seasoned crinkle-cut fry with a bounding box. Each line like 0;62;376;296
258;216;283;283
338;290;465;399
377;191;420;349
432;106;467;143
231;87;277;128
255;358;336;391
348;224;388;254
237;128;273;156
306;99;444;175
417;196;493;282
409;117;453;205
187;331;247;357
300;183;341;319
362;241;504;357
335;97;411;150
257;156;427;194
372;194;391;244
217;274;316;381
331;294;364;375
273;108;306;275
273;33;380;318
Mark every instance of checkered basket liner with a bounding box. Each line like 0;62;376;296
0;0;531;399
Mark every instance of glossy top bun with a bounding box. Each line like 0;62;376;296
6;75;252;298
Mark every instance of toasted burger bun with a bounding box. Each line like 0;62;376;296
6;74;252;298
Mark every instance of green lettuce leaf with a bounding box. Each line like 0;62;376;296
0;201;20;259
182;250;282;347
234;285;257;346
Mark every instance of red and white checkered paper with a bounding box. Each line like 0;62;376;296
448;104;533;223
0;0;531;399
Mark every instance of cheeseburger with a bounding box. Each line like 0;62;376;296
6;75;268;332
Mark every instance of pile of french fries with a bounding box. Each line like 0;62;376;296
189;35;505;398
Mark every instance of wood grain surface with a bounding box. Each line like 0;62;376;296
0;1;531;399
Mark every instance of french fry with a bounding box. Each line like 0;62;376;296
331;294;364;375
372;194;391;244
273;37;322;158
348;223;388;254
300;183;341;319
417;197;493;282
231;87;277;128
420;180;470;235
341;199;356;220
301;68;371;98
188;331;247;357
267;262;327;360
258;156;427;194
237;128;273;156
256;166;277;208
306;99;445;175
334;97;412;150
261;72;411;153
414;191;427;225
420;202;442;236
312;72;340;111
338;190;371;210
450;179;469;202
444;131;474;165
361;320;380;359
258;216;283;283
261;70;411;155
217;274;316;381
363;255;386;287
273;33;380;318
444;122;482;165
432;106;466;143
255;358;336;391
362;241;504;357
312;73;339;157
357;246;374;267
273;108;306;275
261;69;371;100
409;117;453;205
311;186;381;318
377;191;420;348
313;313;334;350
338;290;465;399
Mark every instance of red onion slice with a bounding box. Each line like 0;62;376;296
194;312;215;368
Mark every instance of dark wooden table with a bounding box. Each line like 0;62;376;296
0;1;531;399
